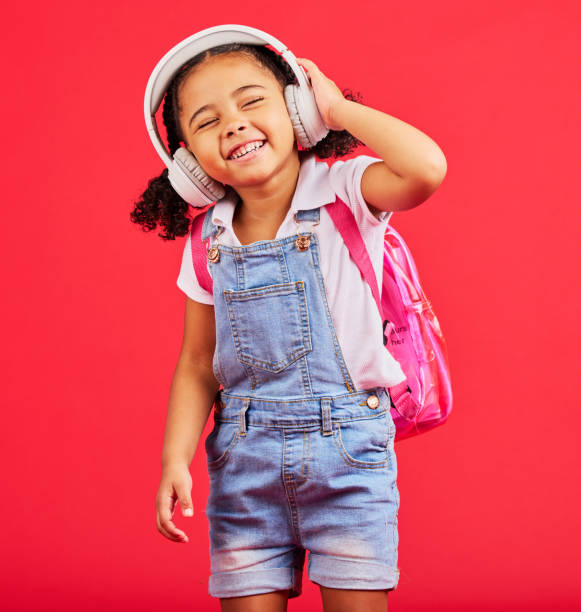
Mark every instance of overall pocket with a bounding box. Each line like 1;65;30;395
224;281;312;373
333;412;391;469
205;420;241;471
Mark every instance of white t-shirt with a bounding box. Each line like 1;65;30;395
177;152;407;389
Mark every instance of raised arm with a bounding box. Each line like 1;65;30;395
297;57;447;215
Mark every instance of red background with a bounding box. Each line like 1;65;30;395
2;1;579;610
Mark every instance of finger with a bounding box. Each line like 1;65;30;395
156;487;189;541
157;486;177;517
175;483;194;517
156;514;189;543
297;58;318;71
157;509;189;542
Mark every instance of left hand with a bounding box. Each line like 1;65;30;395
295;58;348;131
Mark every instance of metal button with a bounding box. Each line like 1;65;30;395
366;394;380;409
207;246;220;263
296;234;311;251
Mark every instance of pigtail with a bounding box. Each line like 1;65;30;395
130;80;192;241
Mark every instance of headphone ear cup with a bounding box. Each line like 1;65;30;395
284;84;330;149
169;147;226;207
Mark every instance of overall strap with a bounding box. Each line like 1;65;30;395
295;208;320;223
190;207;218;294
192;207;320;294
325;197;383;320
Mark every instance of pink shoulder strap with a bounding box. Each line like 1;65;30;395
326;198;414;411
325;198;384;320
190;211;213;294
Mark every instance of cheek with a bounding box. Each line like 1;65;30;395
187;143;225;181
268;111;296;145
191;137;219;164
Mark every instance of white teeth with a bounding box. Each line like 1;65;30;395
229;140;265;159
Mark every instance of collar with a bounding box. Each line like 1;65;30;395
210;152;336;228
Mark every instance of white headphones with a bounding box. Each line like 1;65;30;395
144;24;330;208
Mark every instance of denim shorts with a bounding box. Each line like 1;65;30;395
204;387;400;599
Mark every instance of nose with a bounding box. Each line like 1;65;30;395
225;124;246;137
222;113;249;138
221;108;253;157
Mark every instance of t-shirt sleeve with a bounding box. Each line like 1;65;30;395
327;154;392;233
176;231;214;305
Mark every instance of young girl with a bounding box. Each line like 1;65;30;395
133;36;446;612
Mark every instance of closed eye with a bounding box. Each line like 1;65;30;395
244;97;264;106
198;119;216;129
197;98;265;130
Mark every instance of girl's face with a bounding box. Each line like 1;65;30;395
177;53;297;189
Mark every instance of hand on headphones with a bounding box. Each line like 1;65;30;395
296;58;348;132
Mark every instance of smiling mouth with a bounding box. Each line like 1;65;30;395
227;140;266;160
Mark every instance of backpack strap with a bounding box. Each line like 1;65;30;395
190;207;218;295
325;197;416;414
325;197;384;320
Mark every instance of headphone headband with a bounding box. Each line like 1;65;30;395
143;24;311;167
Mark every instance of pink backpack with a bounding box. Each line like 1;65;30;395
190;196;453;442
325;198;453;441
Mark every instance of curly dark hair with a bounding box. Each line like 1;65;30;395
131;43;364;240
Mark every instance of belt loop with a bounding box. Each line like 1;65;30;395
379;386;390;408
385;386;394;409
320;398;333;436
239;398;250;436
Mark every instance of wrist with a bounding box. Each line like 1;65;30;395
329;98;355;131
161;456;191;472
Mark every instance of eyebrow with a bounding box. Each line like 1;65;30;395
188;84;266;127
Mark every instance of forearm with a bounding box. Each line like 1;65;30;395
332;99;447;181
161;357;219;470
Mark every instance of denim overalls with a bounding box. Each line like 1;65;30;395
201;206;400;599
